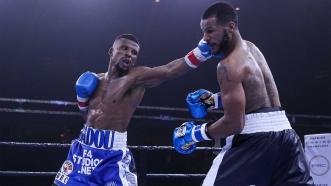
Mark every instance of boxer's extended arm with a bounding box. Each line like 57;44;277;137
132;57;191;88
131;39;223;88
207;63;246;139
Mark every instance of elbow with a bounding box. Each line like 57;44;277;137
226;108;245;135
208;116;244;138
233;118;245;134
224;115;245;135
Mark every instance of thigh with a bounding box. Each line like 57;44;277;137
271;130;314;186
214;133;280;186
89;149;137;186
54;141;89;185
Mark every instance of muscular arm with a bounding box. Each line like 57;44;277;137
207;63;246;139
131;57;192;88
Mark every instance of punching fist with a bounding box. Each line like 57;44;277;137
173;121;211;154
184;39;224;68
75;71;99;111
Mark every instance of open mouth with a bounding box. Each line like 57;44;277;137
121;58;131;67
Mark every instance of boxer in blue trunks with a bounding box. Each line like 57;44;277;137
53;33;222;186
172;2;314;185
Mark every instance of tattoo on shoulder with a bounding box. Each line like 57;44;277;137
217;63;229;85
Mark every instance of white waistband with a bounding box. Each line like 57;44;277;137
241;111;292;134
78;125;127;150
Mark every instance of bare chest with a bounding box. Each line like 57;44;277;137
88;78;144;112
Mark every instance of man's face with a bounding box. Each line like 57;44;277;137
200;17;228;54
109;38;140;74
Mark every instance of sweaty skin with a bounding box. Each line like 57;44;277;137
217;41;281;113
200;17;281;138
85;38;191;132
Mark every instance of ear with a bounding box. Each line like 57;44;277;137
227;21;236;33
108;47;113;57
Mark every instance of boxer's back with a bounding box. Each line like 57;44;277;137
243;41;281;113
218;41;281;113
245;41;281;110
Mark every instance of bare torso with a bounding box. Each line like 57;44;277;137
82;36;190;132
86;71;145;132
217;40;281;113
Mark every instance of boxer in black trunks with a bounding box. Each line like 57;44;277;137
172;2;314;185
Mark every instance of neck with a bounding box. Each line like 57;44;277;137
107;60;118;80
107;60;127;80
224;30;243;56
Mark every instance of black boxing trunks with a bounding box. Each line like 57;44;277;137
202;110;314;186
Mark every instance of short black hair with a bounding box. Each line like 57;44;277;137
202;2;238;26
115;34;140;46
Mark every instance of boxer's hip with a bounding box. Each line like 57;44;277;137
77;124;127;150
54;125;137;186
206;110;312;185
241;109;292;134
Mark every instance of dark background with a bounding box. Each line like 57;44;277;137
0;0;330;185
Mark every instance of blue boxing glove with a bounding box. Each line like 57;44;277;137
187;89;223;119
173;121;212;154
75;71;99;111
186;89;212;119
184;39;224;68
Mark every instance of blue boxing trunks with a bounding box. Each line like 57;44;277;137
54;125;137;186
202;109;314;186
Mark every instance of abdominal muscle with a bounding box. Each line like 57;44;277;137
86;105;133;132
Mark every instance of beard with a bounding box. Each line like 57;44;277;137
115;63;129;76
217;30;230;54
